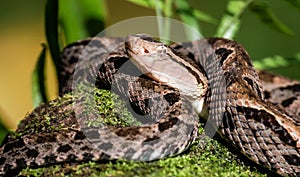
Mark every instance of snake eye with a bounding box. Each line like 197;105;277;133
156;45;167;54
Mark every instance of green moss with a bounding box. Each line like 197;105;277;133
12;94;75;138
75;84;139;127
13;84;266;176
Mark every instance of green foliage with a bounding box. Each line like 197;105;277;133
249;0;294;36
175;0;218;25
59;0;107;44
215;0;253;38
253;53;300;79
32;0;107;107
45;0;60;77
0;118;8;145
31;44;48;107
284;0;300;9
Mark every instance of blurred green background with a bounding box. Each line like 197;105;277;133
0;0;299;130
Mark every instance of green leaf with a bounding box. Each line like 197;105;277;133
192;9;218;24
254;54;300;80
127;0;159;8
155;0;167;40
174;0;202;38
163;0;172;18
31;44;48;107
216;0;253;39
0;112;9;145
0;123;8;145
57;0;106;90
175;0;218;25
59;0;88;43
45;0;60;75
254;55;289;69
282;0;300;10
128;0;218;26
59;0;107;44
128;0;169;40
250;0;294;36
77;0;107;37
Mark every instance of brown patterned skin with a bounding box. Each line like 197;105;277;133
258;70;300;121
0;35;299;176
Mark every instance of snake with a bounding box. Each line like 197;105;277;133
0;34;299;176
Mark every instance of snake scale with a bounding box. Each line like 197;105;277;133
0;34;299;176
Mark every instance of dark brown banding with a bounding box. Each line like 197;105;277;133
215;48;233;65
281;97;297;107
158;117;178;132
57;144;72;153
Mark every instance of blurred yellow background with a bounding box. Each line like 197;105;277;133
0;1;54;129
1;0;299;130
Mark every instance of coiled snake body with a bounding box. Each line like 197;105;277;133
0;34;299;176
